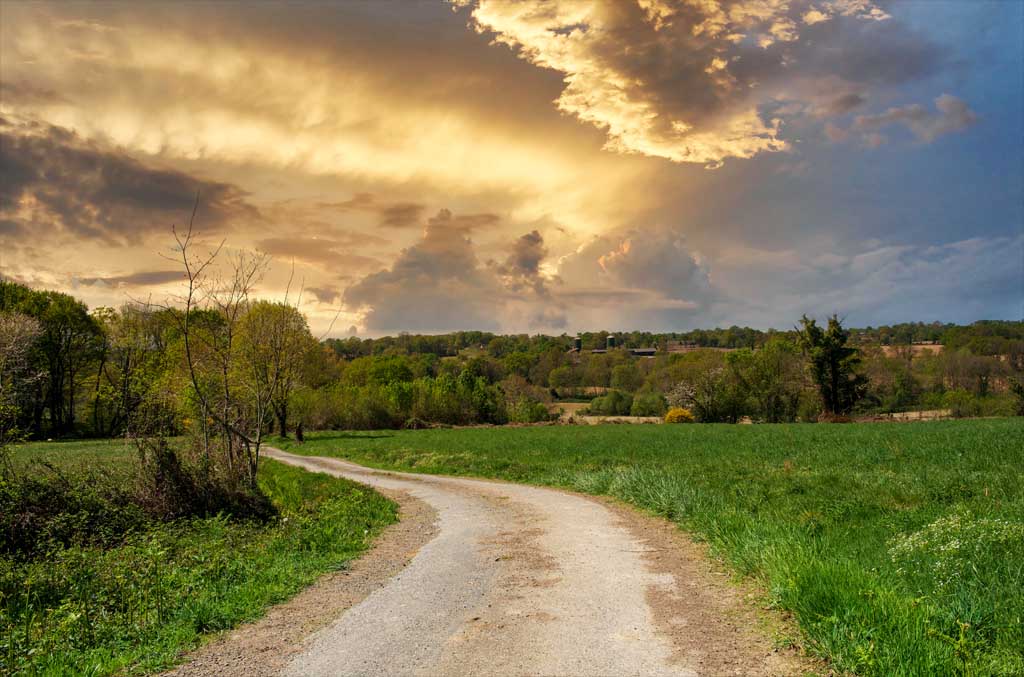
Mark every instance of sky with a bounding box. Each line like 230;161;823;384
1;0;1022;336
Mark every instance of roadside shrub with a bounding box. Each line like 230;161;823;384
664;407;694;423
133;436;275;523
630;392;667;417
0;468;147;558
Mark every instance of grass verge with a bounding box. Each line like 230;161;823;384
2;445;397;676
275;419;1024;676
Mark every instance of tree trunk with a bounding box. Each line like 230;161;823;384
276;403;288;438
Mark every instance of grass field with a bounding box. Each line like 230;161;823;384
2;442;397;676
275;419;1024;676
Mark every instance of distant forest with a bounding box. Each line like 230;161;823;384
2;277;1022;440
325;321;1024;358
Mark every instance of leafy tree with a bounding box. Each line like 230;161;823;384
610;363;642;392
727;338;803;422
630;392;667;417
503;351;532;378
588;390;633;416
796;315;867;416
0;282;103;435
548;366;576;389
238;301;316;437
1010;378;1024;416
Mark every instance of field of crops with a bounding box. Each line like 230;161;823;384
276;419;1024;676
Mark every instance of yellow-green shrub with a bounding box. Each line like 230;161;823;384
664;407;694;423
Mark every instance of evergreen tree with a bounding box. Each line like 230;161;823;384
797;315;867;416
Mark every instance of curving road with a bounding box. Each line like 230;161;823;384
260;449;808;677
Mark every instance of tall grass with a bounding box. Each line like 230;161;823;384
277;419;1024;676
1;456;396;675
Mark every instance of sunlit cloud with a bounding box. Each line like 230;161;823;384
0;1;1017;334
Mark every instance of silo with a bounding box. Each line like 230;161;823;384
607;335;616;350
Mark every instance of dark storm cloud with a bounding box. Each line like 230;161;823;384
379;203;427;229
828;93;866;115
78;270;183;287
0;118;259;244
322;193;427;229
456;0;957;165
426;208;501;233
494;230;550;294
343;208;503;332
306;286;341;304
343;210;561;332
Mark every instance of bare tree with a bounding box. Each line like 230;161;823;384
160;199;278;487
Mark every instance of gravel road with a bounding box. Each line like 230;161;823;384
256;449;811;677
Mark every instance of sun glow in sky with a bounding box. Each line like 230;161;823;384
1;0;1021;335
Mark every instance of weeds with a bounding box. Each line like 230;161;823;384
0;456;396;675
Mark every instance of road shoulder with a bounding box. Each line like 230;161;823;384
162;486;438;677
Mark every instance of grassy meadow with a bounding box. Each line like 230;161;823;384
275;419;1024;676
2;442;397;676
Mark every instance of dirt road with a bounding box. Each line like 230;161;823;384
172;449;812;676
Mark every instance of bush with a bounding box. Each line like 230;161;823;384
630;392;667;417
664;407;694;423
1010;378;1024;416
0;469;148;559
588;390;633;416
944;388;978;418
508;397;551;423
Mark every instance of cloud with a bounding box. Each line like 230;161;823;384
554;227;712;328
852;94;977;143
452;0;944;167
343;210;562;332
827;92;866;115
494;229;550;294
710;234;1024;326
425;208;501;233
343;209;505;331
0;117;259;244
306;286;341;304
77;270;183;288
255;236;383;271
323;193;426;229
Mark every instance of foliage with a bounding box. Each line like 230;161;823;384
0;452;396;675
663;407;694;423
630;392;667;417
665;354;745;422
279;419;1024;677
797;315;868;415
507;397;551;423
1010;378;1024;416
587;390;634;416
726;339;803;422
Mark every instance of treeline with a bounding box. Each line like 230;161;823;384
2;277;1023;441
328;321;1024;356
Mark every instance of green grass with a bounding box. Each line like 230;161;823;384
274;419;1024;676
2;444;397;676
10;437;140;474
